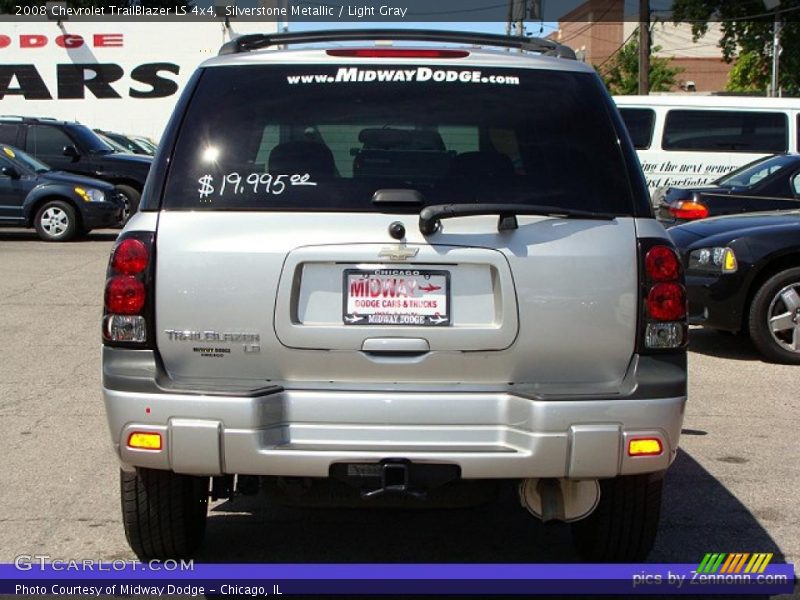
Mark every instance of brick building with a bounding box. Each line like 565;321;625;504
552;0;732;93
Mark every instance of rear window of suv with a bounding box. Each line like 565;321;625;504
163;64;634;215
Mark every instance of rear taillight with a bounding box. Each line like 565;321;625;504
103;231;154;347
644;245;680;281
668;200;709;220
106;276;145;314
640;241;687;351
111;238;148;274
647;283;685;321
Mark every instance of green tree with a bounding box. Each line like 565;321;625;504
672;0;800;95
597;29;684;95
726;50;770;93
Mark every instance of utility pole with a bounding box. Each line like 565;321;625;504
771;15;783;96
638;0;650;95
506;0;525;51
764;0;782;97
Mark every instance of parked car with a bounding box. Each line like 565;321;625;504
0;116;152;223
102;29;687;562
653;153;800;226
670;210;800;363
130;135;158;155
94;129;154;156
0;144;122;241
95;132;136;155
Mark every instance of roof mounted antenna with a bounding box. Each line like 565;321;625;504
218;29;576;60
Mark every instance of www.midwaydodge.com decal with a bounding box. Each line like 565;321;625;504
287;68;520;85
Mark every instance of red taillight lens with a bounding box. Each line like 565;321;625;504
111;238;148;275
326;48;470;58
106;276;145;314
645;245;680;282
668;200;709;220
647;282;686;321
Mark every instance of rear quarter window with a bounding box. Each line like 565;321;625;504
163;64;636;216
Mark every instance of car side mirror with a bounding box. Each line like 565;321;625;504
0;165;20;179
63;145;80;160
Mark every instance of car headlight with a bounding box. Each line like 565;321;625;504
688;247;737;273
74;186;105;203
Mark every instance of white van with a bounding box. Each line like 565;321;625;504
614;95;800;193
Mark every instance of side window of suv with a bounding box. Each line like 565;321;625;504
28;125;75;163
0;124;20;145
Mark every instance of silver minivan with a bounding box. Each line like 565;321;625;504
101;30;688;561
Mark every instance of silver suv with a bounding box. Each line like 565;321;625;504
101;30;688;561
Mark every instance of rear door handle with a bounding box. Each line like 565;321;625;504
361;337;430;354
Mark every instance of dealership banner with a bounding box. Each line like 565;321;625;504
1;562;796;595
0;21;275;138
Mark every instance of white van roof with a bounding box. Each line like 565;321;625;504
614;95;800;110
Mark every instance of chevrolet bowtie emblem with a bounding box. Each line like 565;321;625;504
378;246;419;261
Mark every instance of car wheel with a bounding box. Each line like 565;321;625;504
116;185;141;225
120;468;209;560
34;200;78;242
748;267;800;364
570;473;663;562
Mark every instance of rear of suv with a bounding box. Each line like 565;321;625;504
101;30;688;562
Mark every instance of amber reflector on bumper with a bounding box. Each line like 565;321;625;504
127;432;162;450
628;438;663;457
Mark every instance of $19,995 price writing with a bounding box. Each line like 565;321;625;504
197;172;317;201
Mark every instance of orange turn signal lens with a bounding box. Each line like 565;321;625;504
668;200;709;220
127;431;162;450
628;438;663;457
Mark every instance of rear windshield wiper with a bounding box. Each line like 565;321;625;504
418;203;617;234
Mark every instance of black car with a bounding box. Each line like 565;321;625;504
0;116;152;223
654;154;800;227
0;144;123;241
94;129;154;156
670;210;800;363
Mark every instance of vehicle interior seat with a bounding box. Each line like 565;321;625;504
268;140;337;178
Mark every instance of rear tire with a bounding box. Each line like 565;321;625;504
33;200;78;242
570;473;663;562
120;468;209;560
748;267;800;364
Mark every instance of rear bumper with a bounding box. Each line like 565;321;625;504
103;349;686;480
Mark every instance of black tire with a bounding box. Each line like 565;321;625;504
120;468;209;560
33;200;78;242
571;473;663;562
116;184;141;225
748;267;800;364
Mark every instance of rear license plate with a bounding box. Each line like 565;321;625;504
343;268;450;326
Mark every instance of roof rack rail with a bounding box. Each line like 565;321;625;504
0;115;58;122
218;29;576;60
